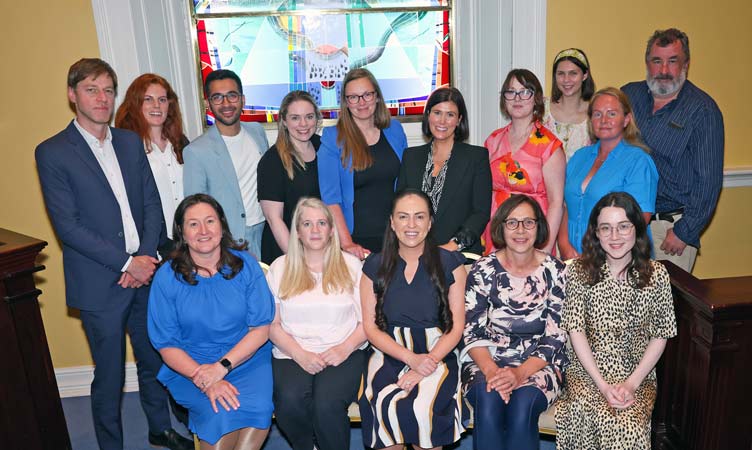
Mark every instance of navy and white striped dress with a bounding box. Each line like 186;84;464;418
360;249;465;449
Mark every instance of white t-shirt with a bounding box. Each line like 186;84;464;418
223;129;264;226
146;141;183;239
266;253;365;359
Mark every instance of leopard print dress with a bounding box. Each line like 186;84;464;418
555;260;677;449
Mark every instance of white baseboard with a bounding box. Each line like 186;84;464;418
56;363;139;398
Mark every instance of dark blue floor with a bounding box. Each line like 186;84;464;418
61;392;555;449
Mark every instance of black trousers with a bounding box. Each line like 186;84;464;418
272;349;366;450
79;287;172;450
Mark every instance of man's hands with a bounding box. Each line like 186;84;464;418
660;229;688;256
121;255;158;288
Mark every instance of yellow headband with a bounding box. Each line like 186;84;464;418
554;48;589;70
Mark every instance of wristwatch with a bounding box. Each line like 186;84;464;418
219;358;233;373
452;237;466;252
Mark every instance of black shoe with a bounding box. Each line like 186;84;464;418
148;428;194;450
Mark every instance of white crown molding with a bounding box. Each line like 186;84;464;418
56;363;139;398
723;166;752;188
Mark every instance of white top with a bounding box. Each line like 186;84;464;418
266;253;365;359
145;141;183;239
223;129;264;226
74;120;139;271
542;97;592;161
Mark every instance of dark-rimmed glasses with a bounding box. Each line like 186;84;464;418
345;91;376;104
208;91;242;105
503;218;538;230
502;89;534;101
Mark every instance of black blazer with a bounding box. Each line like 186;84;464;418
397;141;491;254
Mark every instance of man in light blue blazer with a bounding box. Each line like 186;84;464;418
183;69;268;258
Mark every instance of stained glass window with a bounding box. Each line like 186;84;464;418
192;0;452;123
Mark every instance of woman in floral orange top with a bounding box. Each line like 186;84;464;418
482;69;566;255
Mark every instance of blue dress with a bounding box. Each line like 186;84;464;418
564;140;658;253
148;250;275;444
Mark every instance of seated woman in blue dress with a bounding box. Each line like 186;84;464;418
318;68;408;259
148;193;275;450
360;189;467;450
558;87;658;259
461;195;568;450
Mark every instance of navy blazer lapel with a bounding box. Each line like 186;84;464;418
110;129;135;197
65;122;116;194
435;142;470;221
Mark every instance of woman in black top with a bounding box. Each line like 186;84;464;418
258;91;322;264
397;87;492;255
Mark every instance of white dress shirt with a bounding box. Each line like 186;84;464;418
74;120;139;271
146;141;183;239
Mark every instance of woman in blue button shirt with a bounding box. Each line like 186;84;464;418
558;87;658;259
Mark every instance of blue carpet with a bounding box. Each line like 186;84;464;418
62;392;555;449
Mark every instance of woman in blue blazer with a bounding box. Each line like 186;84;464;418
318;68;407;259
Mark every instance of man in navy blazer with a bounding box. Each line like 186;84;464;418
35;59;191;450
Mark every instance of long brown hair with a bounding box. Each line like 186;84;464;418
275;91;321;179
115;73;186;163
336;68;391;171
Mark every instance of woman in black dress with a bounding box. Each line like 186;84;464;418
397;87;491;255
258;91;322;264
360;189;466;449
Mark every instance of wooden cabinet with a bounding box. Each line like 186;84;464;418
653;261;752;450
0;228;71;450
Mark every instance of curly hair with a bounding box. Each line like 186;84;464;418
579;192;654;288
169;194;247;285
373;189;453;333
114;73;187;163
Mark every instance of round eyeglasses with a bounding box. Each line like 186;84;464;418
208;91;241;105
345;91;376;105
503;218;538;230
596;222;635;237
502;89;534;101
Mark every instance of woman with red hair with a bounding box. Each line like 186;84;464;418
116;73;189;257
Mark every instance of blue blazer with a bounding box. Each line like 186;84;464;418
183;122;269;242
35;121;163;311
318;120;408;232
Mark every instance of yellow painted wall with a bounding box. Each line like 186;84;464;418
546;0;752;278
1;1;750;370
0;1;101;367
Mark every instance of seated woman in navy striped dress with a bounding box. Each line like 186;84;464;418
359;189;467;450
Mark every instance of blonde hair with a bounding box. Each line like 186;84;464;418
336;68;392;171
588;87;651;153
278;197;355;299
276;91;322;179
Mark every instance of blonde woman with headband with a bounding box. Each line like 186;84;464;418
266;197;367;450
543;48;595;160
258;90;323;264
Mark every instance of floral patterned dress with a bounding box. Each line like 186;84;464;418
542;98;592;161
482;123;562;254
460;252;568;423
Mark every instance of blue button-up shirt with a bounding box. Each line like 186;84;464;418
622;80;724;247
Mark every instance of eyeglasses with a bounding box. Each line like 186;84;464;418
345;91;376;104
502;89;534;101
596;222;635;237
503;218;538;230
208;91;242;105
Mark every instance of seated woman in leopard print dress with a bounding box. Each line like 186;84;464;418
556;192;677;449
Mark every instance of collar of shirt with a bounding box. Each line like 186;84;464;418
73;119;112;149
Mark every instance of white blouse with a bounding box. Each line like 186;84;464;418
266;253;364;359
146;141;183;238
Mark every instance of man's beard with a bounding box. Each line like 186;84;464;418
647;67;687;97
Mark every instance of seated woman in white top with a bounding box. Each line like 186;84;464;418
266;197;367;450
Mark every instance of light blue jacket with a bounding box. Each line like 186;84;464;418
318;120;408;232
183;122;269;243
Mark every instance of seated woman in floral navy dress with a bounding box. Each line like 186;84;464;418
461;194;568;450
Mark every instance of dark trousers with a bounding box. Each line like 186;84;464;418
466;382;547;450
80;286;171;450
272;349;366;450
